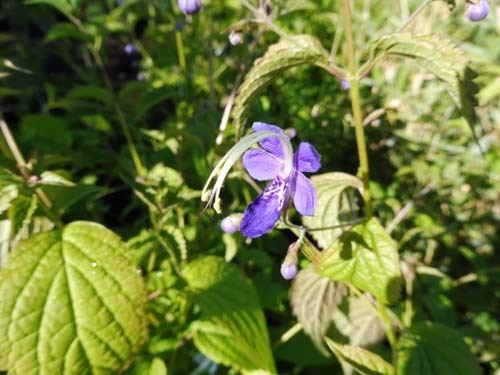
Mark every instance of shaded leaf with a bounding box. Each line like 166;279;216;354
332;297;386;348
319;218;402;304
290;265;347;355
232;35;329;136
397;322;481;375
302;172;363;249
0;221;147;374
184;256;276;374
325;338;394;375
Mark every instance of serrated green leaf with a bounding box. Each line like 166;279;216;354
0;221;147;375
184;256;276;374
397;322;481;375
318;218;402;304
232;35;329;136
331;297;387;348
302;172;363;249
290;265;347;355
371;33;479;130
325;338;394;375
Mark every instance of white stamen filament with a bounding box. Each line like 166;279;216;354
202;130;294;213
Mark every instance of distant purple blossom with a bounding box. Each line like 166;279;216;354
341;80;350;91
467;0;489;21
124;43;138;55
240;123;321;238
229;31;242;46
178;0;202;15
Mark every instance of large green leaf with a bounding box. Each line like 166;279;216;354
0;221;147;374
302;172;363;250
184;256;276;374
290;265;347;355
232;35;329;136
318;218;402;304
325;338;394;375
371;33;479;129
397;322;481;375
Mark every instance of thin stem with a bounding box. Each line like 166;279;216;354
378;302;397;348
272;322;303;350
175;30;186;71
397;0;432;33
0;116;63;228
342;0;373;217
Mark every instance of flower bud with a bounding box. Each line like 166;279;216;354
229;31;242;46
340;80;350;91
178;0;202;15
280;241;299;280
220;213;243;234
280;262;298;280
466;0;489;22
285;128;297;139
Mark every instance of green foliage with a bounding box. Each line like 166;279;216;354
397;322;482;375
184;256;276;374
319;218;402;305
325;338;394;375
371;33;479;129
232;35;329;136
0;221;147;374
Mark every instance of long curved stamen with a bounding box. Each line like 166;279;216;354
202;130;293;213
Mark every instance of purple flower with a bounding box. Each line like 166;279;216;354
340;80;350;90
178;0;202;15
467;0;489;21
240;123;321;238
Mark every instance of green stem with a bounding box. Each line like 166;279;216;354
378;302;397;349
397;0;433;32
272;322;302;351
342;0;373;217
175;30;186;71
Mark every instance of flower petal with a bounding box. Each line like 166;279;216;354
292;172;317;216
243;149;283;181
240;177;288;238
294;142;321;173
252;122;287;159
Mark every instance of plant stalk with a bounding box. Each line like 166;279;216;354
342;0;373;217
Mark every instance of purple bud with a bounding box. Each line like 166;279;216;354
178;0;202;15
175;20;184;31
280;262;298;280
229;31;242;46
467;0;489;22
220;214;242;234
341;80;350;91
124;43;138;55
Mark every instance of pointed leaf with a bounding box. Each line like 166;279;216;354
0;221;147;374
318;218;402;304
232;35;329;136
290;265;347;355
397;322;481;375
302;172;363;249
325;338;394;375
371;33;479;130
184;256;276;374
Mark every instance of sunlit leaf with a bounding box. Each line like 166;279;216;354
371;33;479;132
290;265;347;355
318;218;402;304
184;256;276;374
0;221;147;374
232;35;329;136
302;172;363;249
397;322;481;375
325;338;394;375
